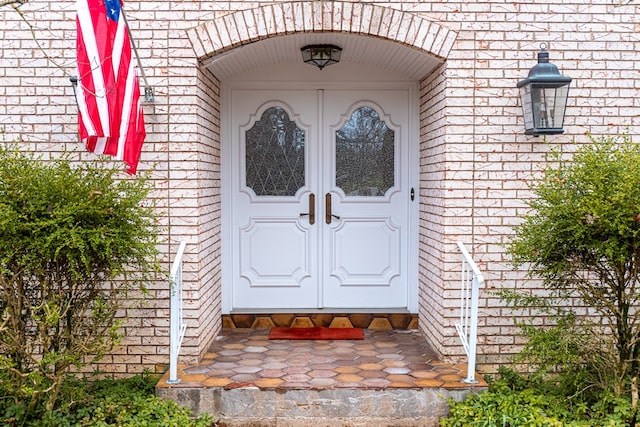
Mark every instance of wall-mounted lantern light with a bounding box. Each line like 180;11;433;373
517;44;572;136
301;44;342;70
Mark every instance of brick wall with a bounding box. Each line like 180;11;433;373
418;62;449;359
1;0;639;375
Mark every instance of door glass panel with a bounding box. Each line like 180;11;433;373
245;107;305;196
335;106;394;197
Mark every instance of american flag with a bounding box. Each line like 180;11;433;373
75;0;145;175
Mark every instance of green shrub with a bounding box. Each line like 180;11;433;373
441;368;632;427
507;133;640;416
0;372;214;426
0;146;160;415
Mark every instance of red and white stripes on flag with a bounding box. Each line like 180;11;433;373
75;0;145;175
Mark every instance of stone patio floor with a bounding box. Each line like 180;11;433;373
157;328;488;391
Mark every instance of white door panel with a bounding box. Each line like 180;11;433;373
239;218;311;286
329;218;401;285
231;90;319;309
322;90;408;308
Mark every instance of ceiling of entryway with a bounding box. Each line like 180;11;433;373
204;33;442;81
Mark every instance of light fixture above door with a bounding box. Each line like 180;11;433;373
300;44;342;70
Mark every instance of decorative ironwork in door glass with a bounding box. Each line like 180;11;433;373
245;107;305;196
335;106;394;197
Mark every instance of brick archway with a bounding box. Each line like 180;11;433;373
181;0;459;364
186;1;457;63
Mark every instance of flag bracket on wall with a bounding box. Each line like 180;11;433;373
143;86;154;103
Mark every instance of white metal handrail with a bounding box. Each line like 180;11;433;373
166;241;187;385
456;241;484;384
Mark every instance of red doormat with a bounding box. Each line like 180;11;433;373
268;326;364;340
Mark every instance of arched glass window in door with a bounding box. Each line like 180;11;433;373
245;107;305;196
335;106;394;197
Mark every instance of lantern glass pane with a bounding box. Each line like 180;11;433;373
548;85;569;129
519;85;534;130
314;48;331;60
531;84;570;130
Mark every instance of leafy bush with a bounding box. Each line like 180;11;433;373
507;133;640;415
441;368;632;427
0;372;214;426
0;146;159;415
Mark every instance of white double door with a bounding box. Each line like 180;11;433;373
229;88;410;310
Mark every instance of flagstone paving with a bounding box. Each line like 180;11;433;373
157;328;487;425
157;328;487;391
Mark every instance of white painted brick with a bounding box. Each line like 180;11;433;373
379;7;396;39
294;2;307;32
331;2;344;32
359;4;374;35
369;4;384;37
281;2;296;34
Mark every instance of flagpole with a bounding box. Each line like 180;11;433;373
120;6;154;102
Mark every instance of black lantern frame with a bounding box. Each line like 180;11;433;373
517;45;572;136
301;44;342;70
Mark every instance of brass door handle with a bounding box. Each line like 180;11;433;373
299;193;315;225
325;193;341;224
